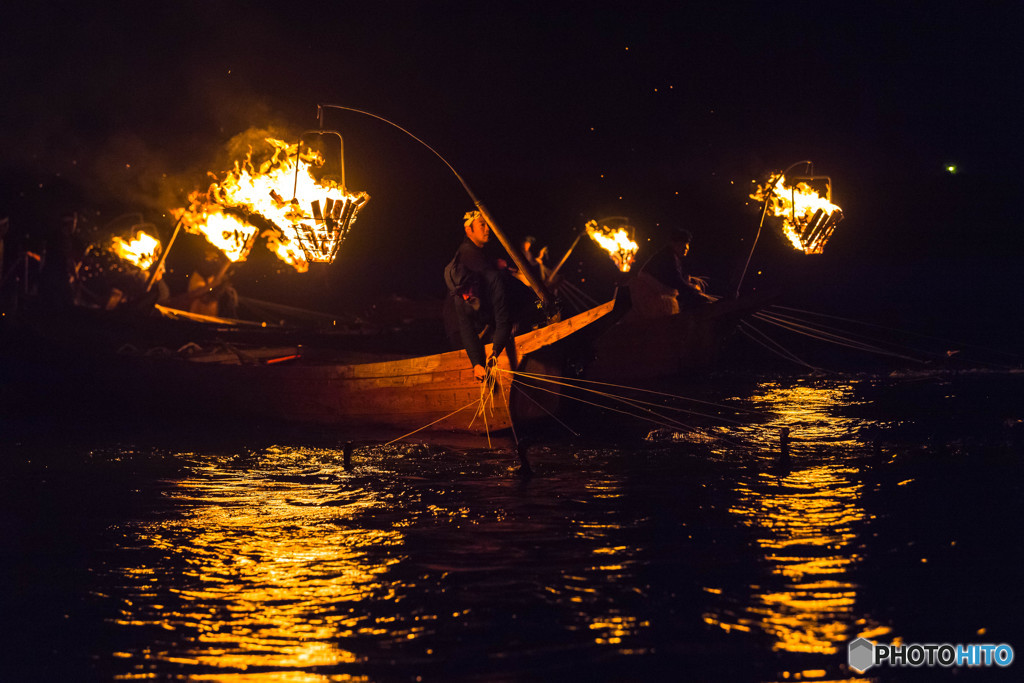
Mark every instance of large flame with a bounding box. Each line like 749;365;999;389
750;174;843;254
110;229;162;272
173;137;369;272
175;208;259;263
585;219;639;272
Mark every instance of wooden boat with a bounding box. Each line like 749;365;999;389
163;300;615;434
2;298;616;438
3;280;767;440
582;287;777;384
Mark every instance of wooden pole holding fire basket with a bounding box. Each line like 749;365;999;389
145;214;184;292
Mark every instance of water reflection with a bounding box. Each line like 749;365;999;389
563;480;651;651
12;371;1021;681
704;380;890;672
744;380;867;448
103;448;402;677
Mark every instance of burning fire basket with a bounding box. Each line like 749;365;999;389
736;160;844;296
761;172;844;255
585;217;639;273
290;126;369;264
172;119;370;273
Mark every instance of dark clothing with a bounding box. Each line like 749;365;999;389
444;238;518;368
444;269;512;368
641;246;690;292
456;237;497;277
128;277;171;313
640;246;707;306
521;244;545;284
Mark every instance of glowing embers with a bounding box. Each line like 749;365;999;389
751;174;844;254
173;137;370;272
303;192;370;263
585;218;639;272
109;227;162;272
73;220;169;310
175;208;258;264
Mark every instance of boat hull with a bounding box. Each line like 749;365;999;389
582;292;776;383
4;291;772;439
28;300;617;438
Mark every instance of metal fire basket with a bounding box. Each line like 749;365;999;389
289;124;369;263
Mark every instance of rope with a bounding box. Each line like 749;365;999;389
495;368;518;447
738;321;820;370
501;369;755;448
508;370;747;427
559;281;599;308
384;364;505;449
752;310;927;363
507;372;703;435
766;304;1024;368
571;282;600;307
556;282;590;314
468;372;496;448
760;307;939;359
508;382;580;436
386;363;765;451
236;296;349;323
383;399;479;446
755;309;922;359
505;369;769;417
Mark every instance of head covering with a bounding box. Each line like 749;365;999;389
463;210;482;229
669;227;692;244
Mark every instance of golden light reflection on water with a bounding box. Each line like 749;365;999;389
106;451;403;679
563;480;652;653
746;381;866;448
704;381;890;676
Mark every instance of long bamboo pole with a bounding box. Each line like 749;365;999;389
145;215;184;292
473;201;552;310
316;104;556;316
546;232;582;283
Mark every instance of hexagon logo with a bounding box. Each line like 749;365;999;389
848;637;875;673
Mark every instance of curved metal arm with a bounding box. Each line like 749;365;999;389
293;130;345;198
316;104;553;312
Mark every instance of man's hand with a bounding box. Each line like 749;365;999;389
473;364;487;382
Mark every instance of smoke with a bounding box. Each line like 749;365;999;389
87;132;174;211
1;57;307;221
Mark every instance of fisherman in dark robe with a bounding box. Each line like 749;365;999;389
639;226;710;309
443;211;524;382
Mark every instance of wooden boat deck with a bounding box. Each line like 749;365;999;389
158;299;617;435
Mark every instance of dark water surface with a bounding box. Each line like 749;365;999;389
3;371;1023;681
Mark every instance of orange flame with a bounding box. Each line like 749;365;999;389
110;229;162;271
750;174;843;254
173;207;259;263
260;228;306;270
173;137;369;272
585;219;639;272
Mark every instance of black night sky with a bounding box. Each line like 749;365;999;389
3;2;1022;346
